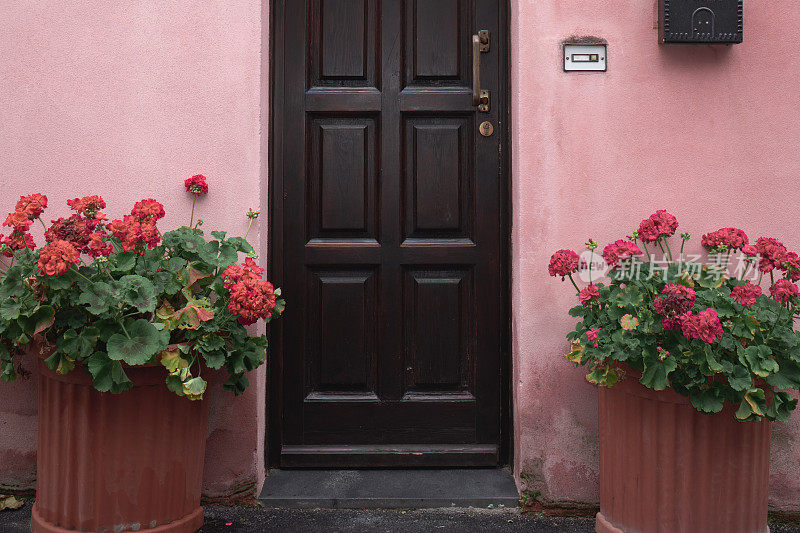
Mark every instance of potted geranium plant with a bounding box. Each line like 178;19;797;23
550;210;800;533
0;175;284;533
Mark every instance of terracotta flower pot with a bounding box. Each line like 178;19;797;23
31;354;208;533
596;374;771;533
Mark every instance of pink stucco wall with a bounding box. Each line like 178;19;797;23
0;0;268;498
512;1;800;511
2;0;800;511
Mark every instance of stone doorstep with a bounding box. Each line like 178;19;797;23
258;468;521;510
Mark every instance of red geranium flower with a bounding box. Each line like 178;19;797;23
45;215;92;254
548;249;580;278
0;232;35;257
87;232;113;257
701;228;749;251
755;237;788;273
108;215;160;252
638;210;679;243
730;283;762;307
601;240;642;268
681;308;723;344
15;194;48;220
37;240;80;277
222;258;276;325
780;252;800;282
67;195;106;217
586;328;600;348
770;279;799;303
131;199;165;221
578;284;600;306
654;283;696;330
185;174;209;195
3;211;33;232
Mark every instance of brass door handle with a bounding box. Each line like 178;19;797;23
472;31;490;112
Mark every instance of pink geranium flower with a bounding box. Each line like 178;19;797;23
578;284;601;306
638;210;678;243
601;240;642;267
654;283;696;330
681;309;724;344
770;279;799;303
730;283;762;308
548;249;580;278
701;228;749;251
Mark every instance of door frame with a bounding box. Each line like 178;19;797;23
266;0;512;469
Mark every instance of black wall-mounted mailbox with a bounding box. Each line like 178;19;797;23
659;0;743;44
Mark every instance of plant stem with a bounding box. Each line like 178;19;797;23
245;218;254;240
38;217;47;231
568;274;580;293
770;271;775;285
189;195;197;227
588;249;594;284
642;242;652;262
664;239;674;262
69;267;94;284
119;319;131;339
680;239;686;258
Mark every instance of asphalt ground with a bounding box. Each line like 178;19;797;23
2;502;799;532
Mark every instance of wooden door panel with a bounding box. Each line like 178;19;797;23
403;268;475;396
273;0;505;467
403;116;474;240
308;116;378;239
309;0;378;87
306;268;378;395
406;0;473;86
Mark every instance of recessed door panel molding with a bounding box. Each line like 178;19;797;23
272;0;507;467
307;115;378;240
403;115;474;240
403;267;476;396
306;268;378;394
405;0;474;87
309;0;380;88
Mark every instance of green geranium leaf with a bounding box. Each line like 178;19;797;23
226;236;255;254
120;275;157;313
223;372;249;395
728;365;752;391
766;391;799;422
58;327;99;360
87;352;132;394
766;359;800;389
0;344;16;382
0;275;26;299
110;251;137;272
211;230;227;240
0;299;22;320
640;355;677;391
690;387;725;414
77;282;118;315
217;242;240;268
45;270;77;290
703;344;723;373
182;376;207;400
197;335;227;369
107;319;166;365
735;388;767;421
739;345;779;378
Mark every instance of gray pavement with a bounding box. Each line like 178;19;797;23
2;502;800;532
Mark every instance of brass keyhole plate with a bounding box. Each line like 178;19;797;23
479;121;494;137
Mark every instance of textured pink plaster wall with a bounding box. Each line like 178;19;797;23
0;1;267;498
511;1;800;511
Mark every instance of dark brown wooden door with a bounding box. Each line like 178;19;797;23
270;0;507;467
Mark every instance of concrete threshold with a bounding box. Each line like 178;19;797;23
258;468;520;509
